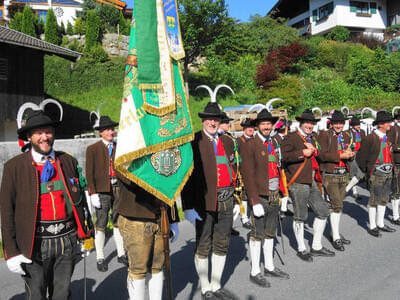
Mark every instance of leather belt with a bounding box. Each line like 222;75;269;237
36;218;75;239
333;167;347;175
375;164;393;174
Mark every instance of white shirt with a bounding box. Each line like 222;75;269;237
298;127;308;137
101;138;114;147
374;129;386;139
31;148;55;163
257;131;267;143
203;129;218;143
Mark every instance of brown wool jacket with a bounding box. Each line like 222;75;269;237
240;134;279;205
115;172;179;223
388;124;400;164
357;131;394;176
237;135;254;153
0;151;93;260
281;131;319;185
345;128;366;145
318;130;352;174
86;140;115;195
181;130;235;212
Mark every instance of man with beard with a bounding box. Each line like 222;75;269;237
182;102;240;300
86;116;128;272
0;106;93;299
281;109;334;262
318;110;354;251
388;111;400;226
357;111;396;237
240;109;290;288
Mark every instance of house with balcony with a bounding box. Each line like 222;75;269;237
1;0;127;25
271;0;400;40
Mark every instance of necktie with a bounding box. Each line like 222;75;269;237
108;143;113;157
41;156;55;183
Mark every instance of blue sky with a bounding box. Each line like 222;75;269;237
226;0;279;22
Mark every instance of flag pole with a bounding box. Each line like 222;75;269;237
161;203;173;300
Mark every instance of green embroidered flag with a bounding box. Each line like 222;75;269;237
115;0;193;207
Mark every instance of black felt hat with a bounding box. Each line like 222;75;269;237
295;109;320;123
350;116;361;126
373;111;392;126
94;116;119;131
240;118;256;128
220;112;234;124
328;110;347;123
17;110;59;141
254;109;279;125
198;102;225;119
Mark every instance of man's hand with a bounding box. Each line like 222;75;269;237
90;194;101;209
252;203;265;217
6;254;32;275
340;150;354;160
184;209;203;226
302;148;314;158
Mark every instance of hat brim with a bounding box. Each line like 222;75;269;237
255;116;279;125
17;121;59;141
373;119;392;126
94;122;119;131
198;112;224;119
328;118;347;123
295;116;320;123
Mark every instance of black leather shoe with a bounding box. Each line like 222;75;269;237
97;259;108;272
242;221;252;230
231;228;240;236
331;239;345;251
378;225;396;232
390;218;400;226
117;254;129;267
202;291;219;300
367;228;381;237
310;247;335;257
213;288;238;300
297;250;313;262
264;267;290;279
340;234;351;245
250;273;270;288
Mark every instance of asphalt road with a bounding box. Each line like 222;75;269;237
2;185;400;300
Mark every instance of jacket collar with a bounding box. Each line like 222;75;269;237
31;148;55;163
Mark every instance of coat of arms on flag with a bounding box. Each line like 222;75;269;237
115;0;193;207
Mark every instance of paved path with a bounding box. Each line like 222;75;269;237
2;186;400;299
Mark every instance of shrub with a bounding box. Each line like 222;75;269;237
36;18;45;36
85;10;100;51
349;34;385;50
86;44;109;63
326;26;350;42
21;6;36;37
118;11;130;35
73;17;86;35
9;12;23;31
60;21;65;35
66;21;73;35
45;9;61;45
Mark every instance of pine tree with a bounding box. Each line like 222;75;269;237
66;21;73;35
45;9;61;45
73;17;86;35
60;21;65;35
9;12;23;32
21;6;36;37
85;10;100;52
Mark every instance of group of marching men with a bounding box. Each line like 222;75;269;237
1;98;400;300
180;101;400;300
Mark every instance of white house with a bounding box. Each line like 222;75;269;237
0;0;127;25
271;0;400;40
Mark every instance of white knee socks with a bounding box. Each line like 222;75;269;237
293;221;306;252
195;255;210;294
113;227;125;257
95;230;105;260
249;239;261;276
127;277;145;300
330;212;341;241
263;238;274;272
312;218;327;251
210;254;226;292
149;272;164;300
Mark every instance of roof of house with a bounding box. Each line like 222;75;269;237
0;26;81;61
269;0;309;19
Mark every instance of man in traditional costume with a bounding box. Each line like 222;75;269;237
86;116;127;272
388;111;400;225
318;110;354;251
281;109;334;262
240;109;290;288
0;103;93;299
357;111;396;237
182;102;239;300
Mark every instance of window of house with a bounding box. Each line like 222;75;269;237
0;58;8;80
350;2;377;15
312;2;334;22
0;9;3;20
293;18;310;29
37;10;47;22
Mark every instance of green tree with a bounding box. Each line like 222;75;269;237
45;9;61;45
60;21;66;35
21;6;36;37
78;0;119;32
326;26;350;42
118;11;129;35
85;10;100;51
66;21;74;35
9;11;23;32
36;17;45;36
74;17;86;35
